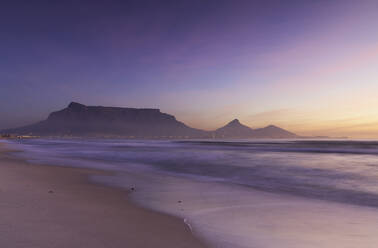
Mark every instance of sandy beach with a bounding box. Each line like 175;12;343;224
0;142;207;248
2;139;378;248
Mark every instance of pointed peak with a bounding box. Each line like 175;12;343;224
229;119;240;124
222;118;252;129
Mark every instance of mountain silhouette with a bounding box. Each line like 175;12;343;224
2;102;298;139
252;125;298;138
214;119;254;138
2;102;207;138
213;119;298;138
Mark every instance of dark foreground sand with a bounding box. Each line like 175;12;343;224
0;143;207;248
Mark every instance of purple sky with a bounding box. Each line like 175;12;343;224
1;0;378;137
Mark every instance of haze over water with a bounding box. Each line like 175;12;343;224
6;138;378;248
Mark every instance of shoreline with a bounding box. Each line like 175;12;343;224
3;139;378;248
0;142;207;248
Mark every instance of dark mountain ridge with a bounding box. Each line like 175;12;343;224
3;102;207;138
2;102;298;139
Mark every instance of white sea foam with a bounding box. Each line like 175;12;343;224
7;138;378;248
91;170;378;248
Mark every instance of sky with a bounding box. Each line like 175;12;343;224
1;0;378;138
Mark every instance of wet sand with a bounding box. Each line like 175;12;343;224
0;143;207;248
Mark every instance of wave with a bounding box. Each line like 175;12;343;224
7;138;378;208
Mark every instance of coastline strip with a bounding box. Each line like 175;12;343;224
0;142;207;248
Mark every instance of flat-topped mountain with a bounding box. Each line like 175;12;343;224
2;102;298;139
3;102;207;138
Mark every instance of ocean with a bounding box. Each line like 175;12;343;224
5;139;378;248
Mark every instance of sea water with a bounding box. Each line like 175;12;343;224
5;139;378;248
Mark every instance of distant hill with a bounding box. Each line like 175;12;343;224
213;119;298;139
1;102;298;139
251;125;298;139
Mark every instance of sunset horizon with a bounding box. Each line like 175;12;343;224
2;99;378;139
1;1;378;248
1;1;378;138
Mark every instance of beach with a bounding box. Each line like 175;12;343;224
0;142;207;248
2;139;378;248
